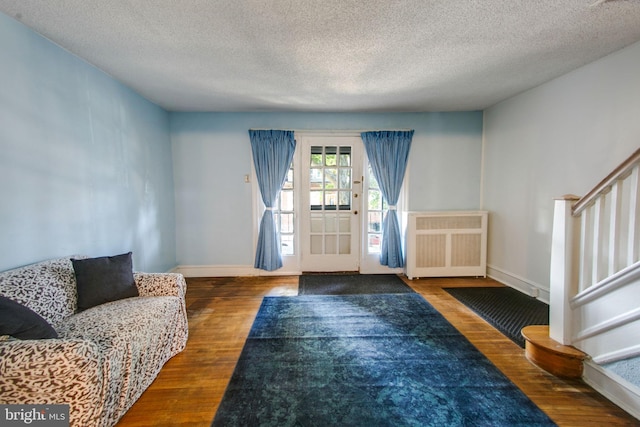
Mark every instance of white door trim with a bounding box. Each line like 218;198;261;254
298;134;363;272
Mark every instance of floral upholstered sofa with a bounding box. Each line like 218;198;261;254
0;255;188;427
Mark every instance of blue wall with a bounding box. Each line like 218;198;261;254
171;112;483;267
0;11;483;273
0;13;176;272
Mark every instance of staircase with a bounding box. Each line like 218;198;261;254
546;148;640;419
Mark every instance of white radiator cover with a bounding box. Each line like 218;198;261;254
405;211;488;279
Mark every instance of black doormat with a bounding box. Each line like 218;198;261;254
444;287;549;348
298;274;415;296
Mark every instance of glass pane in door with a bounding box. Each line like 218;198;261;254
308;145;354;256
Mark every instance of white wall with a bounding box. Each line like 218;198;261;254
170;112;483;268
483;40;640;297
0;13;177;272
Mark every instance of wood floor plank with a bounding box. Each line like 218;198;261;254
116;275;638;426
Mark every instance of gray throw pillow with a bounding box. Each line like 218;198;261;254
72;252;139;312
0;295;59;339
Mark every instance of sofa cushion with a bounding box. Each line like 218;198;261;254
0;296;58;339
72;252;139;312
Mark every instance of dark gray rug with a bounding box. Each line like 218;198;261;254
298;273;414;295
444;287;549;348
212;293;556;426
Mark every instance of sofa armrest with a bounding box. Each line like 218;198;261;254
134;272;187;298
0;339;104;425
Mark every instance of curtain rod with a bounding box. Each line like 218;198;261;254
248;129;415;132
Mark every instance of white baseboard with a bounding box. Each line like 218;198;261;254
486;265;550;303
173;263;406;278
583;360;640;421
173;264;301;277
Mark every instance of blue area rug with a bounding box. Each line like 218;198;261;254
212;293;556;426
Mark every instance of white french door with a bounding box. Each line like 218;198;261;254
299;135;363;272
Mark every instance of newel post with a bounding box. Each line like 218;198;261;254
549;194;581;345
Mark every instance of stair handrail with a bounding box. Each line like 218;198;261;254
550;146;640;346
572;147;640;216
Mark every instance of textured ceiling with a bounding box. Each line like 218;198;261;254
1;0;640;112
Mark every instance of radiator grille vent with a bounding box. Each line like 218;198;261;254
452;234;482;267
416;234;446;268
416;215;482;230
406;211;487;279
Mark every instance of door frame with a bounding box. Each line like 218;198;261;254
298;133;363;272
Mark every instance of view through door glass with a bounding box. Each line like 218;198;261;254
301;138;361;272
310;146;352;255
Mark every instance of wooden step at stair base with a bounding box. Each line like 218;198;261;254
521;325;586;379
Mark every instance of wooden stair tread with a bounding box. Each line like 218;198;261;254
521;325;586;359
521;325;586;379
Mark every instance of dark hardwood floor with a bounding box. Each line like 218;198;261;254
116;275;639;426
